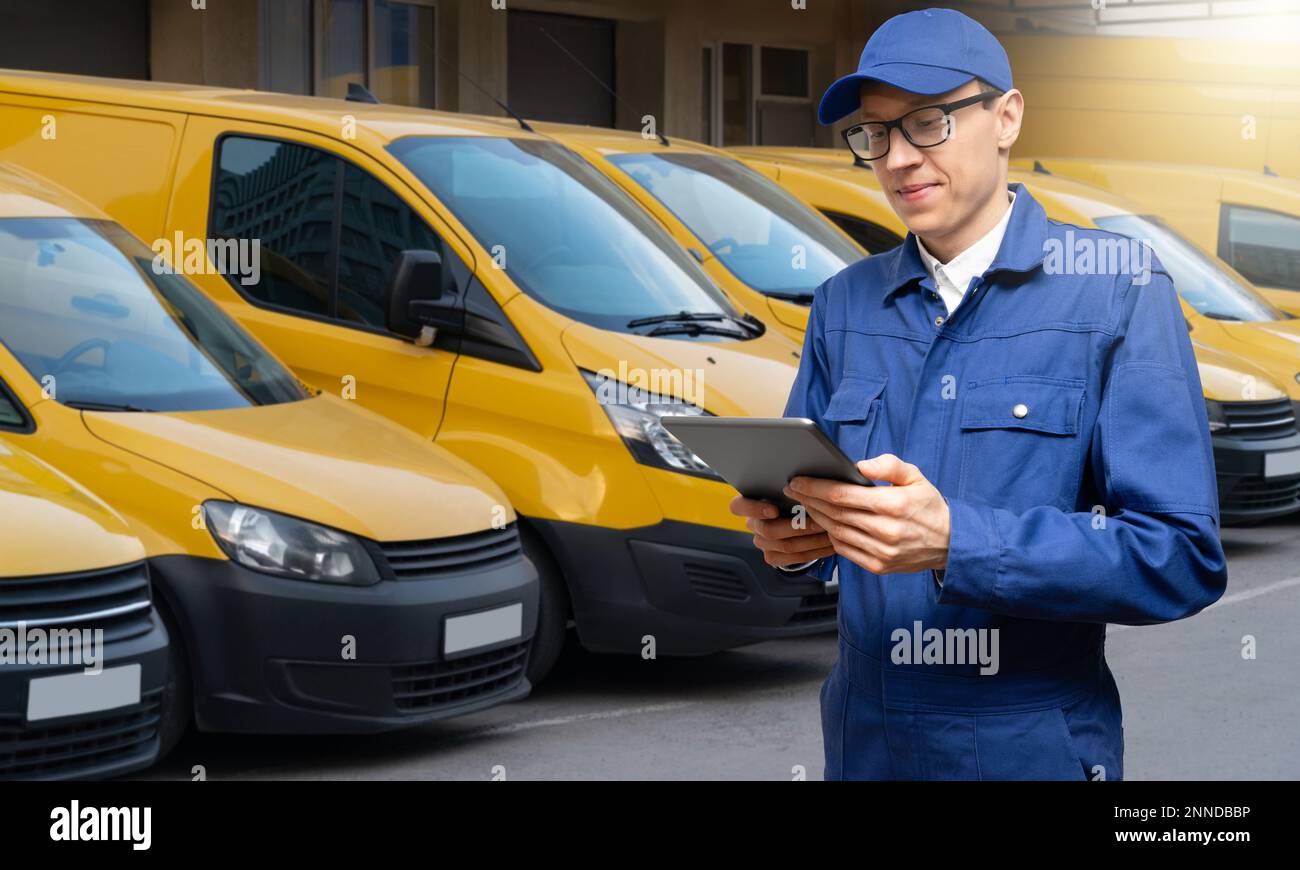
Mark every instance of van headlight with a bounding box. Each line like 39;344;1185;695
203;501;380;585
581;370;720;479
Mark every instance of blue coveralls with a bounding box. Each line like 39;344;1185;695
787;183;1228;781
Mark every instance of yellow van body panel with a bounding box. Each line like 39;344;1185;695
1011;157;1300;317
0;436;145;576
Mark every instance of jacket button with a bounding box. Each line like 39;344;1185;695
1012;403;1029;418
934;315;945;326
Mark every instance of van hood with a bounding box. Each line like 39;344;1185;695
0;438;144;576
1204;318;1300;396
80;394;512;542
559;322;799;416
1192;340;1288;402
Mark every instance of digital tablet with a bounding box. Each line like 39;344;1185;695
661;416;873;515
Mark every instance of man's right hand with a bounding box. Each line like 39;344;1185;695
729;496;837;567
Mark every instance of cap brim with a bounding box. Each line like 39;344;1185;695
817;64;976;125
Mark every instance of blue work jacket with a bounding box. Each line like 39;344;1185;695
786;182;1227;780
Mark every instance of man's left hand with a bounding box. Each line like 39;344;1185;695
784;453;951;575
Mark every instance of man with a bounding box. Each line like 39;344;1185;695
731;8;1226;780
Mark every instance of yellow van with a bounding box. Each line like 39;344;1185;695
0;436;170;779
1009;158;1300;319
729;147;1300;524
529;123;868;344
0;160;538;743
0;71;837;686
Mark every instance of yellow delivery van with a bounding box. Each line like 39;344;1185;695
0;436;171;779
1010;158;1300;319
531;122;867;343
0;160;538;741
0;71;836;686
731;147;1300;524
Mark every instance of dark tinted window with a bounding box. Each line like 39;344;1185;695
0;388;23;427
338;162;445;327
1222;205;1300;292
821;210;904;254
212;135;450;330
213;137;335;317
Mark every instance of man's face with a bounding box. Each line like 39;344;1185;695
859;79;1020;242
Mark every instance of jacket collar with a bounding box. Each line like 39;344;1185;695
882;182;1048;301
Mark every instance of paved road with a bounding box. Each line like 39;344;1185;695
146;512;1300;780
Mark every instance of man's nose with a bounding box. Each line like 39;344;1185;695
885;126;924;173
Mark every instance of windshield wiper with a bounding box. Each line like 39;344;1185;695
646;323;748;338
63;400;153;413
627;311;734;328
627;310;764;337
765;291;816;304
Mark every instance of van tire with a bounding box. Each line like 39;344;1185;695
519;523;569;688
154;598;192;761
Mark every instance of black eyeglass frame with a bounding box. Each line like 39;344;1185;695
841;90;1004;161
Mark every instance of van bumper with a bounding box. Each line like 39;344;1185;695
148;551;538;735
1213;430;1300;524
531;518;837;656
0;612;169;781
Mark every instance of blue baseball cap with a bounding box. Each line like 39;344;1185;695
818;8;1013;125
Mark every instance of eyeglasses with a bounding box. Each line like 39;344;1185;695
841;91;1003;161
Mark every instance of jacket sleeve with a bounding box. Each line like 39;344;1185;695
781;282;837;584
937;267;1227;625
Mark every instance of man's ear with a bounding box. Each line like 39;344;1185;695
995;88;1025;152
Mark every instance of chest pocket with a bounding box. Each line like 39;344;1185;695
823;373;888;462
958;376;1087;511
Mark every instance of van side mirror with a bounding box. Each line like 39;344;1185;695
386;249;449;345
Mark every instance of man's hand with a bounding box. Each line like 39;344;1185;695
729;496;836;568
784;454;951;575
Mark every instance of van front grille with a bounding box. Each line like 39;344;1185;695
0;562;153;644
1221;399;1297;440
373;524;523;581
0;689;161;780
391;642;529;712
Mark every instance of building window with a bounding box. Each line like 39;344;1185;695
374;0;437;108
260;0;436;107
707;42;812;147
760;46;809;99
262;0;313;94
721;43;752;147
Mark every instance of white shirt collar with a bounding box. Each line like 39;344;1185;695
915;188;1016;315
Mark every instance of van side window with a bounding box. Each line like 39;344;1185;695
0;388;25;429
1220;205;1300;292
212;135;452;330
338;163;445;328
212;138;336;317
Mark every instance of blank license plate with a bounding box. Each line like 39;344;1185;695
444;603;523;655
1265;449;1300;479
27;664;141;722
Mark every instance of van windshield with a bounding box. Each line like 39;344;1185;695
0;218;308;412
1095;213;1280;322
607;152;864;300
389;137;751;337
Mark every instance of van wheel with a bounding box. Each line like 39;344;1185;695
519;524;569;688
154;599;192;761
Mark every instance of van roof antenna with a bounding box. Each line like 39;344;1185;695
537;25;671;147
346;82;381;103
435;53;534;132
